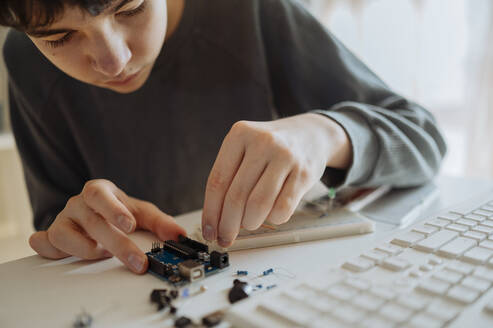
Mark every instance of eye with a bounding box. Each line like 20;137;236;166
44;31;75;49
117;0;147;18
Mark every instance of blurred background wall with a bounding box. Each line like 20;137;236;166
0;0;492;262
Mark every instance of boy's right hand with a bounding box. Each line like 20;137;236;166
28;179;186;274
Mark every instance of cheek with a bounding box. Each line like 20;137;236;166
130;2;168;61
36;45;94;83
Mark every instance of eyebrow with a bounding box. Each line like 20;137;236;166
27;0;135;38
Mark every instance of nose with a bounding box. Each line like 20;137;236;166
88;28;132;78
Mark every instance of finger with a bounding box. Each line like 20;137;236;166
266;170;309;225
72;201;148;274
242;160;291;230
47;219;113;260
132;199;187;240
202;126;246;241
218;149;267;247
82;180;136;234
29;231;70;259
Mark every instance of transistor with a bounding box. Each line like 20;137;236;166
228;279;252;304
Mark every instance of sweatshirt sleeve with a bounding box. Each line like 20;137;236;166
7;79;87;231
259;0;447;188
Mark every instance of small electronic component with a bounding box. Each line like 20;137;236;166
146;235;229;286
178;260;205;282
73;310;93;328
174;316;193;328
228;279;252;304
266;284;277;290
202;310;224;327
262;268;274;276
236;270;248;276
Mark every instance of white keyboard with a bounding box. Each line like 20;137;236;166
226;193;493;327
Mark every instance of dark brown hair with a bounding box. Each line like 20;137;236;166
0;0;114;31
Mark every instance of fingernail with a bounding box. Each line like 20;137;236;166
217;237;231;248
118;215;133;233
203;224;215;241
103;250;113;258
128;253;145;272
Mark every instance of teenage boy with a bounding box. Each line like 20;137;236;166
1;0;446;273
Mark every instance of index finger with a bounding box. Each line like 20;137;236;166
81;180;136;234
202;126;246;241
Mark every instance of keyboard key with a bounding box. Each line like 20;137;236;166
305;294;338;313
379;303;413;323
445;223;469;233
446;261;475;275
473;225;493;235
414;230;458;252
425;300;461;322
480;239;493;250
353;293;385;312
463;230;487;242
376;243;403;256
326;284;358;301
342;257;374;272
369;286;397;300
438;212;462;222
258;300;313;326
344;278;371;291
462;246;493;264
361;249;388;263
456;218;477;228
437;237;476;258
396;293;430;311
461;276;491;293
482;219;493;228
473;209;493;218
331;305;365;325
391;231;425;247
381;257;411;272
464;214;485;223
446;285;480;304
417;278;451;295
412;224;438;236
473;267;493;282
426;218;451;229
433;269;463;284
408;313;444;328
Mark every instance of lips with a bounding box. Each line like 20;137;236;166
106;71;140;86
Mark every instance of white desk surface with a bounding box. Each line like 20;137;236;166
1;176;492;327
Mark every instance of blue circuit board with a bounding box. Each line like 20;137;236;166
146;247;228;286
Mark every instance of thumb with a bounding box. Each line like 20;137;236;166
131;198;187;240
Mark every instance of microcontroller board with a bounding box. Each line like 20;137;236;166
146;235;229;286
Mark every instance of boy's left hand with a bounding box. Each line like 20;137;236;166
201;113;352;247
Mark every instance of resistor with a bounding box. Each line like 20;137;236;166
266;284;277;290
236;270;248;276
262;268;274;276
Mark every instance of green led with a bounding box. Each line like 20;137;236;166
328;187;336;199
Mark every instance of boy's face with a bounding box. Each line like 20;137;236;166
27;0;168;93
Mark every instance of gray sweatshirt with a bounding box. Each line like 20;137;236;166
3;0;447;231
